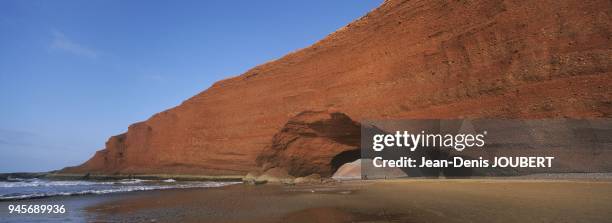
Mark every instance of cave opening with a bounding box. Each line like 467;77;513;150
330;149;361;174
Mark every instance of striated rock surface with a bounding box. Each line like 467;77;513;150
62;0;612;176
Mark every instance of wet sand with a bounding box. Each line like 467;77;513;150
88;179;612;222
2;179;611;222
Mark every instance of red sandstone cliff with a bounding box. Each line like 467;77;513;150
62;0;612;176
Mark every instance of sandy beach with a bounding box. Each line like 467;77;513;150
4;179;610;222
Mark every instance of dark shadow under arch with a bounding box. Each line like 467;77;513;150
330;149;360;174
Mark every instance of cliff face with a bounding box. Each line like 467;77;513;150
63;0;612;175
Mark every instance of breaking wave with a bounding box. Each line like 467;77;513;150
0;178;240;201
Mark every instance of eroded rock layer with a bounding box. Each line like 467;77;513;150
62;0;612;175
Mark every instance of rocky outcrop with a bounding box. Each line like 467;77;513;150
254;168;295;184
294;174;322;184
256;111;361;177
242;171;263;185
63;0;612;176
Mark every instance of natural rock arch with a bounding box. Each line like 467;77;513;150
256;111;361;177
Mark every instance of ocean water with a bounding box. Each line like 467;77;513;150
0;178;240;200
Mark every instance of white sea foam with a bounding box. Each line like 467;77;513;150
0;179;158;188
0;179;110;188
0;179;240;200
117;179;150;184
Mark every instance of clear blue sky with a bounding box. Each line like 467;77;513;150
0;0;383;173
